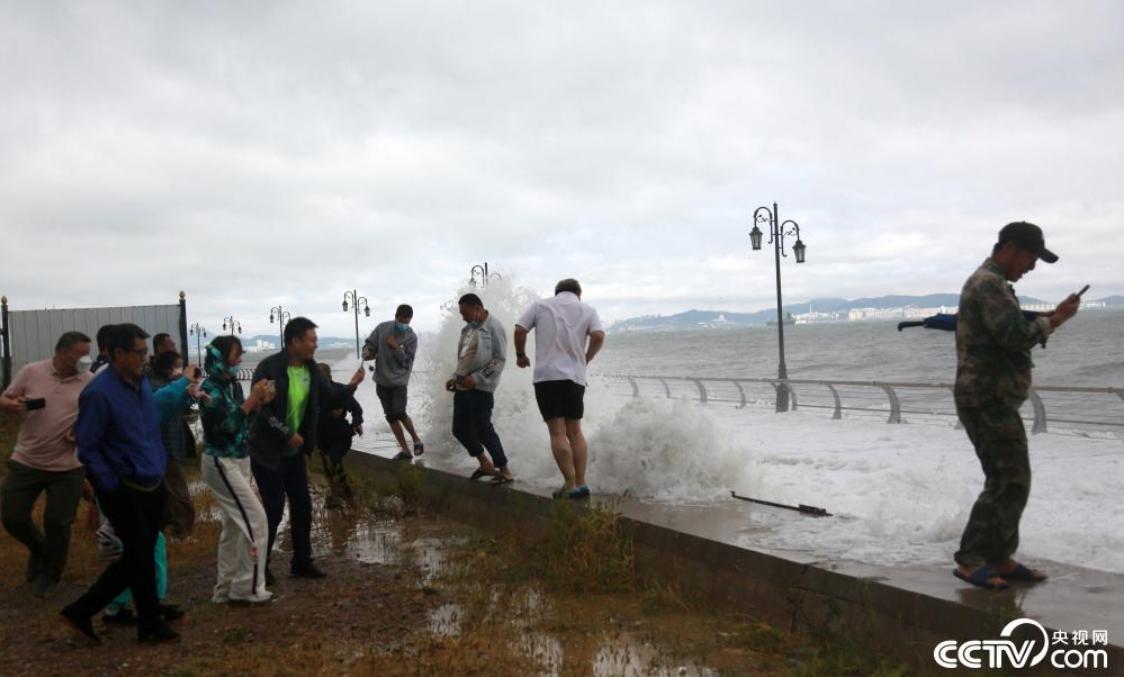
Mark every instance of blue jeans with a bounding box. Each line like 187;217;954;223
251;454;313;570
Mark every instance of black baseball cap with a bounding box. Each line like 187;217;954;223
998;221;1058;263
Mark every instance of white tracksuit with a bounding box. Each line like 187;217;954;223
201;454;271;603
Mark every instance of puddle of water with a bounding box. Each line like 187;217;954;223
518;631;565;676
428;603;463;638
593;633;715;676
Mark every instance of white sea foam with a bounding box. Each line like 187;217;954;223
337;275;1124;575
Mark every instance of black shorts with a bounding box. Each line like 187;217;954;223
375;385;408;421
534;380;586;421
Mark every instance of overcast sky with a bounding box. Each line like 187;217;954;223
2;1;1122;337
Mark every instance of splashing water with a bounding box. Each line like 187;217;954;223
410;272;761;501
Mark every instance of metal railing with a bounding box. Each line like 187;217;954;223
606;374;1124;435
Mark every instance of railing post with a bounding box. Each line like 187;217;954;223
771;381;797;412
627;377;639;398
692;379;708;404
659;379;671;399
731;381;747;409
878;383;902;424
1028;388;1047;434
826;384;842;420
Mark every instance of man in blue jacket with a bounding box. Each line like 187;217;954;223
250;317;324;583
60;323;183;644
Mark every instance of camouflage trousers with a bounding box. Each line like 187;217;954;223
954;403;1032;567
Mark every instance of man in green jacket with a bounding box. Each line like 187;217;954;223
952;222;1079;590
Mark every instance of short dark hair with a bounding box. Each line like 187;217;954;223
55;331;91;353
95;324;117;351
153;350;182;379
208;335;243;369
153;333;172;352
317;362;333;382
395;304;413;319
108;323;149;361
555;278;582;296
284;316;318;346
458;293;483;308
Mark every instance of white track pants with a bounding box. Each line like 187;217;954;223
201;455;271;603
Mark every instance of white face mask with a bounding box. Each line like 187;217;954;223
76;355;93;371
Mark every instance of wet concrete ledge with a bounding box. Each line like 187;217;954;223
344;451;1123;673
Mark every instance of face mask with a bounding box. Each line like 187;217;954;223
466;321;481;329
76;356;93;370
395;322;409;333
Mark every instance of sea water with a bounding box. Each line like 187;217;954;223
334;276;1123;573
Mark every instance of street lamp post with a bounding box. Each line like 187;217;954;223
268;306;291;348
188;323;207;367
468;262;502;289
341;290;370;359
749;202;807;413
222;316;242;337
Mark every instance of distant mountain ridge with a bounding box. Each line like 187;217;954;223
240;334;355;348
607;293;1063;331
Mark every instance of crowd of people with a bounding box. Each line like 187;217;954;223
0;277;606;645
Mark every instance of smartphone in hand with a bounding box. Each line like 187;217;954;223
1077;284;1090;297
25;398;46;411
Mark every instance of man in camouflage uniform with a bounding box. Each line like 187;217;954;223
953;222;1080;589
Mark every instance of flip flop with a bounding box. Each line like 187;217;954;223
469;468;493;481
393;451;413;461
1002;563;1048;583
953;565;1009;590
490;475;513;485
413;442;425;456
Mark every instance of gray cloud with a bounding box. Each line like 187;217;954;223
2;1;1121;336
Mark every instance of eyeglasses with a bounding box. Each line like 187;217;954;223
126;347;149;357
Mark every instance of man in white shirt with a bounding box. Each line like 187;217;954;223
514;279;605;498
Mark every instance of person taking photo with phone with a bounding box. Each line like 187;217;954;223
0;331;93;598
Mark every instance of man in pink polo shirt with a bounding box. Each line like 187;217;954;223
1;331;94;597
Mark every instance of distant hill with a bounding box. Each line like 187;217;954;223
1095;295;1124;308
608;293;1051;332
240;334;355;349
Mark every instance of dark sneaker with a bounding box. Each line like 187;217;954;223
290;562;327;579
137;622;180;644
32;575;59;599
159;604;185;622
568;485;591;499
60;606;101;644
393;450;413;461
413;442;425;456
103;608;137;625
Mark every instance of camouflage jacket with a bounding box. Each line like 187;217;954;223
954;259;1054;409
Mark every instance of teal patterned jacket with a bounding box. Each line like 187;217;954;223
200;359;252;459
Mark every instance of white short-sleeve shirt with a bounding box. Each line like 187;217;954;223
516;292;604;386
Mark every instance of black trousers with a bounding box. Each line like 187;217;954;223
66;482;166;632
452;390;508;469
252;454;313;570
1;460;85;583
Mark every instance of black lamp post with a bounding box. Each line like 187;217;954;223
749;202;807;412
222;316;242;337
342;290;370;359
268;306;291;348
188;323;207;367
468;262;502;289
